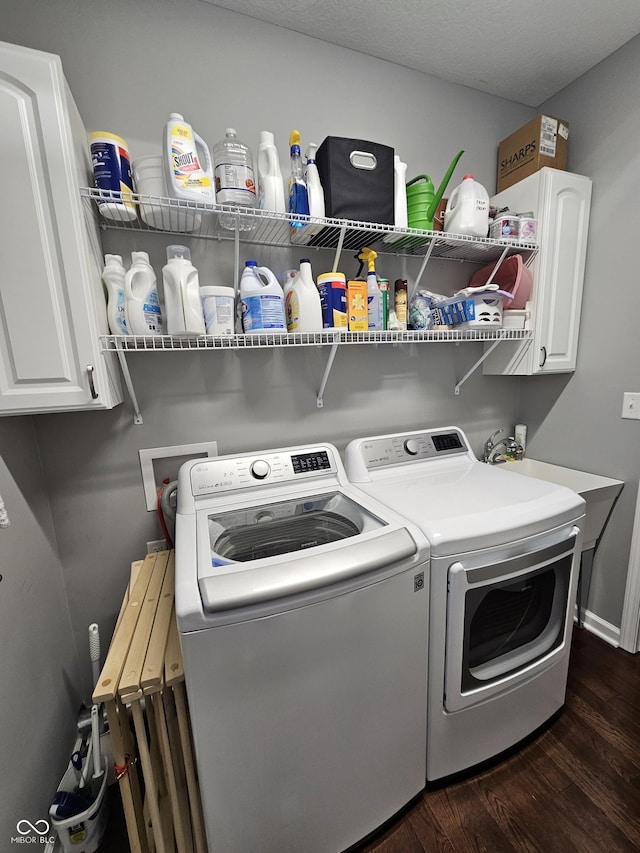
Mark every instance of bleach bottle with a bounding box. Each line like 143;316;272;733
162;245;206;336
124;252;163;335
101;254;129;335
240;261;286;333
286;259;322;333
257;131;286;214
444;174;490;237
164;113;214;202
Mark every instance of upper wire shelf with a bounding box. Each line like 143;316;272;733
80;188;538;265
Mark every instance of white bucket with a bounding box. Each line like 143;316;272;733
50;738;108;853
201;285;236;335
132;155;202;232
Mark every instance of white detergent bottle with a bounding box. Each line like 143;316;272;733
164;113;214;203
286;259;323;333
305;143;325;219
101;254;129;335
257;131;286;214
124;251;163;335
240;261;286;333
162;245;206;336
444;174;490;237
393;155;408;229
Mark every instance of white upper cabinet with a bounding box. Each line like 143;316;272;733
483;168;592;375
0;41;122;415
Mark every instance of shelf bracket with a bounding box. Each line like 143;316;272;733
115;347;144;424
409;239;436;300
316;340;340;408
454;335;504;396
332;225;347;273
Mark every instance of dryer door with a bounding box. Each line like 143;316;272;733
444;526;580;712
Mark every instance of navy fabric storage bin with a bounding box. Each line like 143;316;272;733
316;137;394;225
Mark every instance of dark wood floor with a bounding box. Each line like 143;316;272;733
100;627;640;852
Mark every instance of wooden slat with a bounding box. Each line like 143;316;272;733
164;606;184;686
131;700;168;853
118;551;170;702
93;555;157;704
174;681;208;853
141;551;176;693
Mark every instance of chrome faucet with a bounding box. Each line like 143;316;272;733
483;428;524;464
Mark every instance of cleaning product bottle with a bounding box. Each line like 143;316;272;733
285;259;322;332
101;254;129;335
360;247;383;331
213;128;257;230
124;251;162;335
240;261;286;333
257;131;285;214
443;174;490;237
162;245;206;336
393;155;408;229
163;113;214;202
305;143;325;219
288;130;310;227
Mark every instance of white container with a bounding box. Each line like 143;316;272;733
101;253;129;335
240;261;286;333
285;259;323;333
201;285;235;335
519;216;538;243
162;245;206;336
132;155;201;232
89;131;137;222
444;174;490;237
393;155;408;229
305;143;325;219
257;131;286;214
124;251;163;335
489;213;519;241
163;113;214;203
367;271;383;331
515;423;528;453
213;128;257;230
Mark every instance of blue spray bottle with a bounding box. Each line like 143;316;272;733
288;129;310;227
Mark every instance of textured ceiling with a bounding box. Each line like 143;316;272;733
201;0;640;106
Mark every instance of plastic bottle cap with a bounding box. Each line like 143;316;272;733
166;244;191;262
260;131;275;145
225;128;237;137
245;260;257;267
105;254;122;265
300;258;311;264
169;113;184;121
131;251;150;264
463;174;475;180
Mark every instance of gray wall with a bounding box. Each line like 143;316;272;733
0;418;81;839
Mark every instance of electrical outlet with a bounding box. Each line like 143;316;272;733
146;539;167;553
622;392;640;420
139;442;218;510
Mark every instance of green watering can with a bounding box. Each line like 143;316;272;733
406;150;464;230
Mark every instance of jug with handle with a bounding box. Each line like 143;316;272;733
406;149;464;230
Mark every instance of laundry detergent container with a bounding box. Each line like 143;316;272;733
316;137;394;225
469;253;533;310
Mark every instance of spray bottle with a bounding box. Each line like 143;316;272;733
101;254;129;335
359;247;383;331
288;130;310;227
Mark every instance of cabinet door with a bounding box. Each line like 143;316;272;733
483;168;592;376
0;41;121;414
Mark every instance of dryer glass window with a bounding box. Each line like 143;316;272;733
208;492;385;562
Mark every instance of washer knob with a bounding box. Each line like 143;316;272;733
250;459;271;480
404;438;419;456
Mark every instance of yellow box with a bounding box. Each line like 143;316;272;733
347;281;368;331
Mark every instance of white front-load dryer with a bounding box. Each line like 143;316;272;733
175;443;431;852
344;427;585;781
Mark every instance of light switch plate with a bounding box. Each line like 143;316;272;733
139;442;218;510
622;392;640;420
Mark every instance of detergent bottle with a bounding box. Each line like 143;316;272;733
305;143;325;219
162;245;206;336
101;254;129;335
257;131;286;214
360;247;383;331
124;251;163;335
285;259;323;333
444;174;490;237
240;261;286;333
163;113;214;202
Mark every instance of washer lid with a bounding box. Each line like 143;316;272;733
354;463;584;556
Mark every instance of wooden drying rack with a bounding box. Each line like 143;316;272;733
93;550;207;853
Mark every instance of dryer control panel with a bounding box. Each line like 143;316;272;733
356;429;469;470
187;446;338;497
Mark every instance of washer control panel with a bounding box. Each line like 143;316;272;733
189;447;336;496
359;429;468;470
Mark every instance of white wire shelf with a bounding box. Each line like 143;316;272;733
81;188;538;265
100;328;532;351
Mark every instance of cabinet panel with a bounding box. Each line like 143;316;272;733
0;41;122;414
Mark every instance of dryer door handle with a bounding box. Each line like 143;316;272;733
199;527;418;613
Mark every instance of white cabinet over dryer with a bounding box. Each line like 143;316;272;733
483;167;592;376
0;41;122;415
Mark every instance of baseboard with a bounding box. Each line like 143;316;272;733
580;610;620;647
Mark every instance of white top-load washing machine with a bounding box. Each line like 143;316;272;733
175;443;431;853
345;427;585;781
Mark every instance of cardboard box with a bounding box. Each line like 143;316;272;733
497;115;569;193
